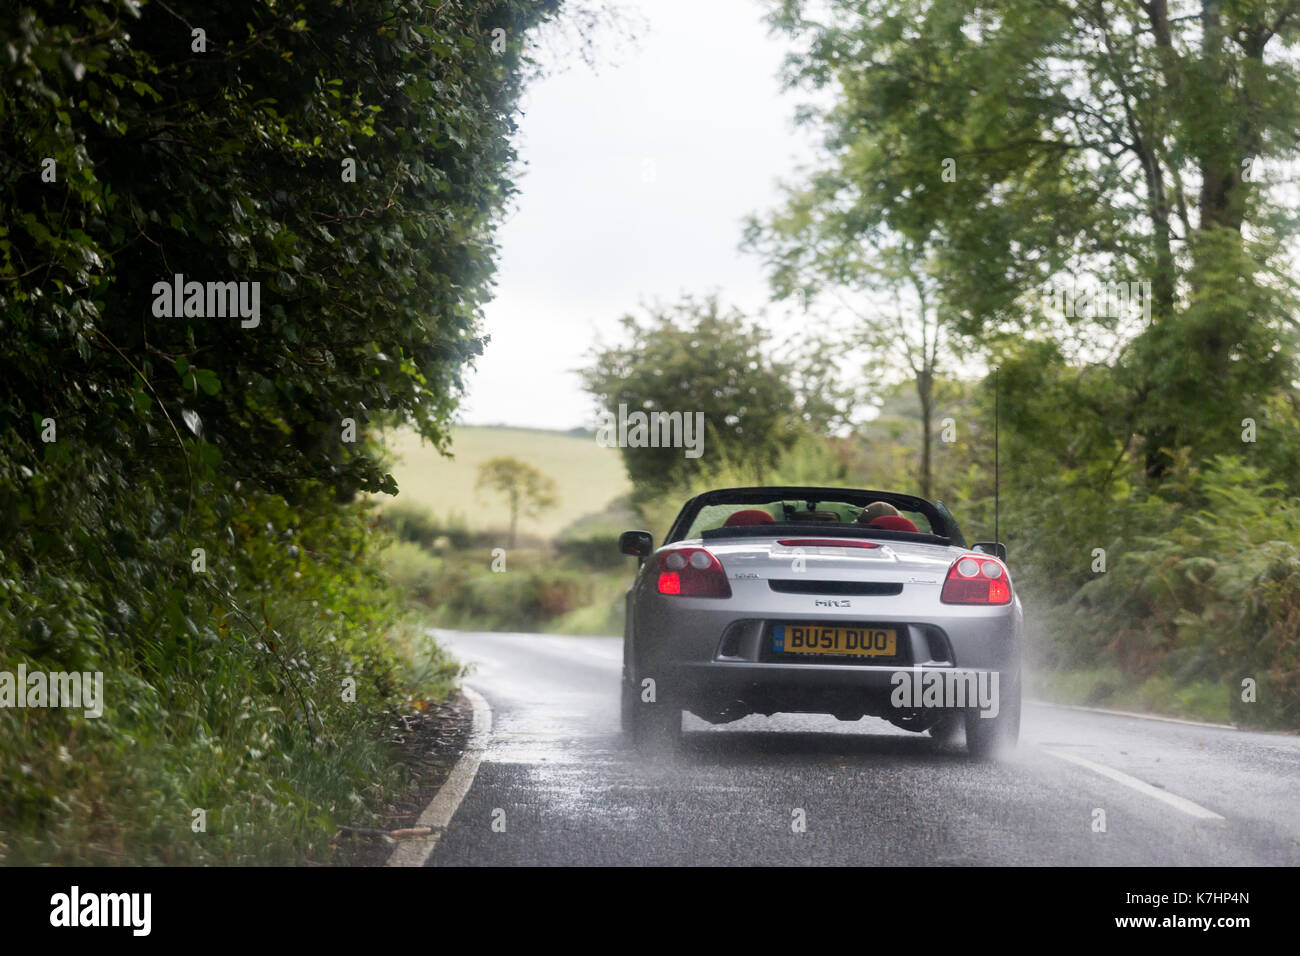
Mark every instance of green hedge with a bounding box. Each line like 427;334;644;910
1014;456;1300;728
0;0;555;862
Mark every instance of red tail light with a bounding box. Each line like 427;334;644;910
941;555;1012;605
656;548;732;598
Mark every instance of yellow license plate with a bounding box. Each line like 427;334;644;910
775;624;897;656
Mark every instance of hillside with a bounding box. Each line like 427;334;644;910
380;425;633;538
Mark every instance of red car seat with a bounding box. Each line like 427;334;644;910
724;509;775;527
868;515;919;533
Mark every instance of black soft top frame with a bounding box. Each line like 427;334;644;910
665;485;965;546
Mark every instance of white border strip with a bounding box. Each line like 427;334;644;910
386;684;493;867
1043;749;1226;821
1027;698;1237;731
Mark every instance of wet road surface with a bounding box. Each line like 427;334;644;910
428;630;1300;866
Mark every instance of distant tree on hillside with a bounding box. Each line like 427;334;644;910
476;457;558;548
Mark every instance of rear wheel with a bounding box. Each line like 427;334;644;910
620;670;636;733
965;674;1021;759
622;674;681;752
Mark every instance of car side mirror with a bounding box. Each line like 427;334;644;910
972;541;1008;562
619;530;654;562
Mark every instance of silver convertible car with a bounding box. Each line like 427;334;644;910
619;486;1022;758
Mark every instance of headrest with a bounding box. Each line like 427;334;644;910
868;515;919;533
724;509;776;527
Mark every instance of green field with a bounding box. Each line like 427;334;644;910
380;425;632;538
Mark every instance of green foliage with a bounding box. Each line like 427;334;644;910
762;0;1099;334
552;493;635;570
0;486;437;864
1040;457;1300;728
553;532;625;569
730;1;1300;728
580;294;808;503
764;0;1300;479
1027;668;1232;726
387;543;622;633
557;492;640;536
1122;229;1297;476
2;0;555;500
0;0;554;861
964;443;1300;728
379;501;474;551
475;455;558;548
543;599;625;638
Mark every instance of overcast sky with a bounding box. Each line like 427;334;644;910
456;0;821;430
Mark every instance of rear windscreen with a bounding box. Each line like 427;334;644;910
683;498;935;539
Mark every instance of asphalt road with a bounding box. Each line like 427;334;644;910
428;630;1300;866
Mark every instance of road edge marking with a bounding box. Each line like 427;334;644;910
1026;698;1237;731
385;684;493;867
1042;748;1226;821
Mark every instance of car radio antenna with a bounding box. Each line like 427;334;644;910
994;365;1000;550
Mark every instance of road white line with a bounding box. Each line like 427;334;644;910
1042;748;1226;821
1027;698;1237;730
386;684;493;867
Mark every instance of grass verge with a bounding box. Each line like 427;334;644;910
1;504;463;866
1026;667;1235;725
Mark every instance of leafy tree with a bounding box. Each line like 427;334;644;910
0;0;559;653
476;456;558;547
1;0;558;509
745;208;953;498
762;0;1300;479
741;1;1300;728
579;295;811;502
0;0;558;861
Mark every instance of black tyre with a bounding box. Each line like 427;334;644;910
625;682;681;753
620;672;636;734
965;674;1021;759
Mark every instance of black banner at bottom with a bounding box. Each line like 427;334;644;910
0;864;1284;943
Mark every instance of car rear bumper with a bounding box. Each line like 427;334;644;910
629;592;1021;723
